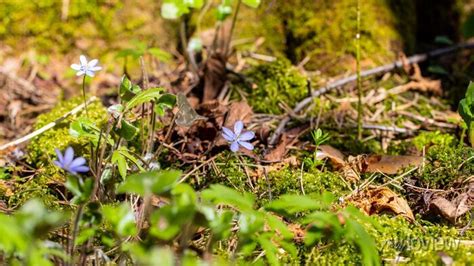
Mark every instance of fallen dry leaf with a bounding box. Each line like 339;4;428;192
318;145;423;175
318;145;346;168
202;53;227;102
264;134;289;162
429;183;473;222
365;155;423;174
349;186;415;221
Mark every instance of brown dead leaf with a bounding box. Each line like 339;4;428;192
349;186;415;221
365;155;423;174
318;145;346;168
264;134;289;162
224;101;253;127
202;53;227;102
429;183;473;222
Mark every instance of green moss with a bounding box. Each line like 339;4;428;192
417;145;474;188
16;96;107;207
305;215;474;264
28;96;107;165
199;151;349;206
245;59;308;114
234;0;414;75
411;131;456;151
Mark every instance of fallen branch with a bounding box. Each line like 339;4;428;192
0;96;97;151
268;41;474;146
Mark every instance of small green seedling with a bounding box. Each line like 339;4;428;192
304;128;330;168
458;82;474;147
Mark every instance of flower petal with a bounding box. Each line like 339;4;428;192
76;71;85;76
70;64;81;70
55;148;64;163
64;147;74;165
85;70;95;77
222;127;236;141
69;157;86;169
238;141;254;151
234;120;243;136
79;55;88;66
90;66;102;71
87;59;98;67
230;141;239;152
238;131;255;141
53;160;63;168
70;165;90;173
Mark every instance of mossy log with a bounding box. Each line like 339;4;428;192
234;0;467;75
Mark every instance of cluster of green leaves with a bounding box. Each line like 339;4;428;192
304;128;330;168
458;81;474;147
161;0;261;20
0;200;66;265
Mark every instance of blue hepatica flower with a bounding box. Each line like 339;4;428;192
70;55;102;77
222;120;255;152
54;146;90;175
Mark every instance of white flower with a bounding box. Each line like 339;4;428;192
71;55;102;77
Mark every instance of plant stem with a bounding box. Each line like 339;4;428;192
356;0;362;140
81;75;89;117
69;203;84;265
225;0;242;58
469;123;474;148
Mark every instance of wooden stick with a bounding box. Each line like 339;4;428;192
0;96;97;151
268;41;474;146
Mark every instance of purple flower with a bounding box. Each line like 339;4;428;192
54;147;90;175
222;121;255;152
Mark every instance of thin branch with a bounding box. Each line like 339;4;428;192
268;41;474;146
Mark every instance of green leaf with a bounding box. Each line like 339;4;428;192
265;194;332;215
112;150;128;179
257;235;279;265
463;13;474;38
345;219;380;266
75;228;96;245
125;88;164;111
434;35;453;45
427;65;449;76
149;206;182;240
117;170;181;196
115;120;139;141
103;203;137;237
242;0;260;8
465;81;474;105
216;4;232;21
65;176;94;204
459;82;474;127
155;93;177;116
265;213;293;239
120;75;142;102
202;184;255;212
148;47;172;62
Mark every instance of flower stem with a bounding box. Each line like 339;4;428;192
81;75;89;117
356;0;363;140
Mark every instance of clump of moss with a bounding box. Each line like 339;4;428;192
28;96;107;166
417;145;473;188
200;151;349;206
411;131;456;151
7;97;106;208
305;215;474;264
245;59;308;114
